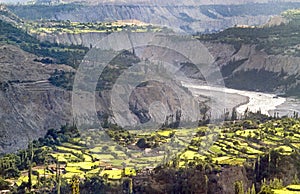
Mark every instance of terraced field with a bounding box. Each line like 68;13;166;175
14;128;194;184
273;184;300;193
14;118;300;188
180;118;300;166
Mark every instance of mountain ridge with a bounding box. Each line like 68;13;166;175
8;1;300;33
3;0;300;5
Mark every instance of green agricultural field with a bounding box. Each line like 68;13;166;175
16;175;38;187
275;146;294;154
100;169;123;180
263;140;278;146
33;168;53;176
180;150;205;160
67;162;98;170
91;154;115;160
243;146;264;155
62;172;85;180
50;153;79;163
219;158;246;165
83;154;93;162
157;130;174;137
175;118;300;167
212;156;231;163
273;185;300;193
287;185;300;191
87;168;101;175
109;159;127;167
55;146;82;154
65;166;82;173
273;190;299;194
61;142;85;150
124;167;136;176
291;143;300;149
9;117;300;189
174;128;196;137
89;146;103;153
26;20;164;37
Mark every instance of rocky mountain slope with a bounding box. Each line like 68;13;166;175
50;8;300;96
0;42;209;153
0;11;206;152
0;45;73;153
2;5;300;153
8;1;300;33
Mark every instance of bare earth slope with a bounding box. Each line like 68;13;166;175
0;45;73;152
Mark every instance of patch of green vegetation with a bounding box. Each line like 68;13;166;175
33;168;53;176
0;19;88;68
48;70;75;91
197;7;300;59
124;167;136;176
276;146;293;154
16;175;38;187
180;150;205;160
67;162;98;171
87;168;100;175
100;169;123;180
62;172;84;179
50;153;78;163
65;166;82;173
273;189;298;194
221;58;248;77
90;154;115;160
4;114;300;192
157;130;175;137
200;2;300;18
61;142;85;150
224;69;291;93
25;20;162;35
287;185;300;191
55;146;82;154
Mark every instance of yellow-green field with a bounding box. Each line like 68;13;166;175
273;185;300;193
12;118;300;187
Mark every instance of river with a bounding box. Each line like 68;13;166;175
182;82;300;118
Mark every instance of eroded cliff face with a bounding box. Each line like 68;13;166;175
0;45;74;152
51;4;272;34
207;43;300;76
38;29;300;94
0;42;205;152
204;43;300;93
37;32;107;48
